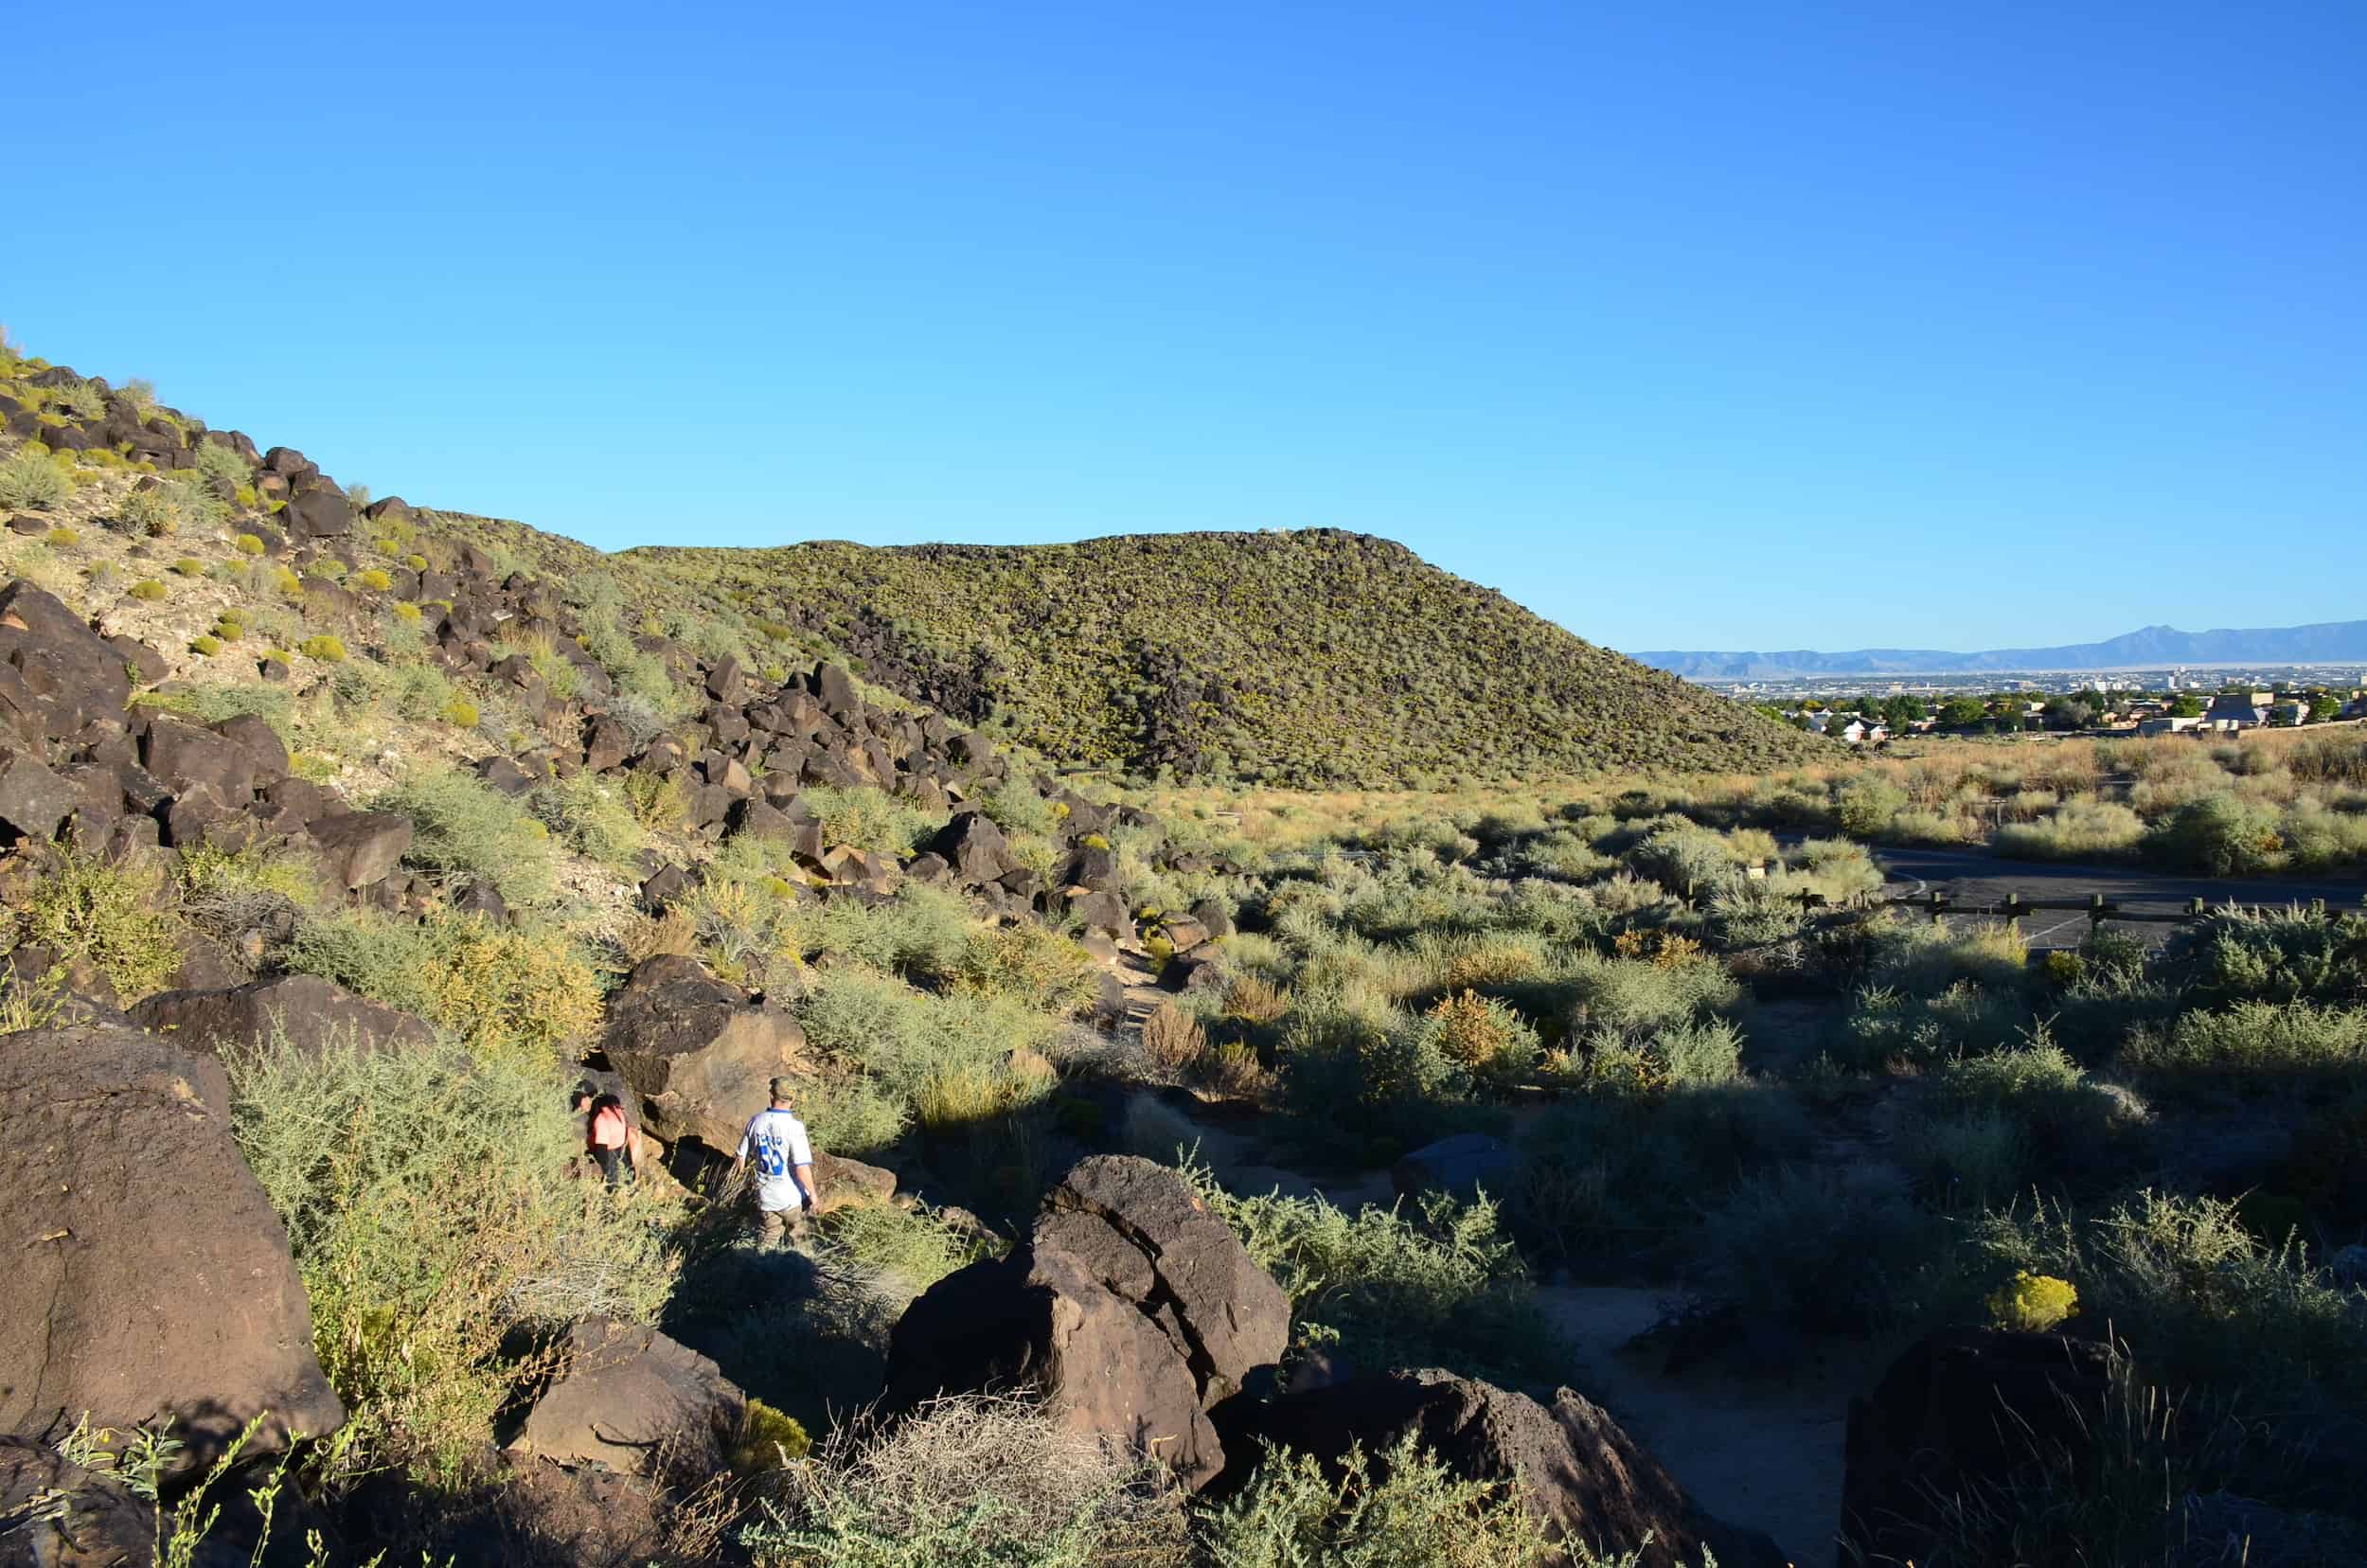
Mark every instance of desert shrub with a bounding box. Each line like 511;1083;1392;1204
133;679;294;737
174;839;320;936
1836;775;1909;837
1921;1034;2147;1190
374;768;558;905
804;785;946;857
298;633;347;664
1561;950;1742;1038
234;532;265;556
2160;905;2367;1007
797;970;1058;1117
952;922;1103;1015
228;1031;678;1481
1142;1000;1210;1075
1841;980;2031;1070
44;526;79;547
190;438;248;489
979;777;1059;837
800;1076;912;1157
282;908;602;1066
784;882;973;976
1705;881;1806;947
1510;1083;1812;1268
126;576;167;601
1627;824;1742;899
1191;1164;1563;1386
529;773;650;865
170;556;205;576
189;634;222;655
1200;1432;1564;1568
1422;990;1539;1077
2279;796;2367;869
740;1395;1189;1568
1994;800;2146;860
2144;793;2285;874
0;447;71;509
817;1203;982;1296
354;568;392;591
1867;916;2028;995
13;849;185;1002
1693;1164;1944;1332
2118;1001;2367;1094
1987;1270;2079;1332
1973;1192;2367;1410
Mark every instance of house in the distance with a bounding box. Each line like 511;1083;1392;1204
2203;691;2275;731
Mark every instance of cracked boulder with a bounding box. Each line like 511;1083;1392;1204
131;973;434;1060
0;1023;344;1472
597;954;808;1154
509;1318;745;1477
885;1155;1288;1490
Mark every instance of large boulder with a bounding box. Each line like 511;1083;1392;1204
307;810;414;890
887;1155;1288;1491
597;954;807;1154
1226;1369;1786;1567
0;580;133;741
1391;1132;1514;1204
131;973;435;1059
0;747;79;842
510;1318;745;1476
1839;1329;2116;1568
0;1024;344;1470
922;810;1013;884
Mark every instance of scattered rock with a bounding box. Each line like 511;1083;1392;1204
131;973;434;1059
598;954;808;1153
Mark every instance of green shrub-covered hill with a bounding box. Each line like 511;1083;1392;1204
619;529;1823;787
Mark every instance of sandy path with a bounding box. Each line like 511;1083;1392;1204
1541;1286;1898;1566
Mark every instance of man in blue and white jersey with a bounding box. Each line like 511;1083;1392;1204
732;1077;818;1248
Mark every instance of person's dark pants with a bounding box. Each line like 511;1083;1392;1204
593;1146;634;1188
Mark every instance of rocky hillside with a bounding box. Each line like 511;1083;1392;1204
628;532;1824;785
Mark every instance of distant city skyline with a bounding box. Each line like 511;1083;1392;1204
10;2;2361;650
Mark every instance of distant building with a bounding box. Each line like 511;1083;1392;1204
2203;691;2275;731
2138;715;2206;737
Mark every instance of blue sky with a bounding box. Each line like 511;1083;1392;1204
9;2;2360;651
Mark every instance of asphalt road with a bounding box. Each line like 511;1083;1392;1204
1867;844;2367;950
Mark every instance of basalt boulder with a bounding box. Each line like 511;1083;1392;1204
0;1023;345;1472
509;1318;745;1477
597;954;808;1154
887;1155;1288;1491
1224;1370;1787;1568
1839;1329;2117;1568
131;973;435;1060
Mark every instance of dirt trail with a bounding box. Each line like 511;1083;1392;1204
1540;1287;1897;1565
1105;953;1877;1563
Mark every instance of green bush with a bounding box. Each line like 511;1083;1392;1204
2119;1001;2367;1093
797;969;1059;1118
15;849;185;1002
785;882;973;976
1201;1432;1590;1568
1190;1162;1564;1386
228;1031;678;1481
44;526;79;547
530;774;650;866
374;768;559;905
354;568;393;591
1994;800;2147;860
1694;1164;1944;1332
804;785;948;857
951;922;1103;1015
297;633;347;663
1974;1191;2367;1411
2145;793;2285;875
2160;905;2367;1007
126;578;167;601
283;908;601;1066
234;532;265;556
0;447;71;510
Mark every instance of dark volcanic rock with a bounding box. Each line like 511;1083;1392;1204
597;954;807;1153
0;1024;345;1470
511;1317;745;1476
1228;1369;1786;1567
132;973;434;1059
308;810;415;889
888;1155;1288;1491
1840;1329;2117;1568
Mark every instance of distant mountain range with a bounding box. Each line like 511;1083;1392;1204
1630;620;2367;680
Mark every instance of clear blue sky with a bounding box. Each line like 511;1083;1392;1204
9;2;2360;651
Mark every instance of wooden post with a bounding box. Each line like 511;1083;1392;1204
2089;892;2107;931
2003;892;2023;928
